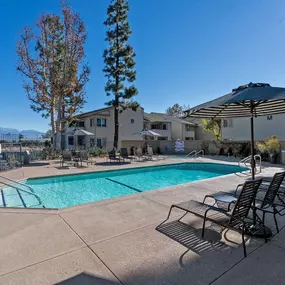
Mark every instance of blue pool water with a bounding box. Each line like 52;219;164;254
1;163;246;209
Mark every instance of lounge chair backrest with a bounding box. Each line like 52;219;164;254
108;151;116;159
229;179;262;227
262;171;285;207
62;150;72;160
80;150;88;160
136;147;142;157
147;146;153;155
121;148;128;157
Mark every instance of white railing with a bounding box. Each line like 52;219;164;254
0;175;43;207
195;150;204;157
238;154;262;174
185;150;197;158
184;149;204;159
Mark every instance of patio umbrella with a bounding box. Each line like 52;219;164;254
66;128;95;148
186;82;285;238
73;129;94;136
185;82;285;179
134;129;162;137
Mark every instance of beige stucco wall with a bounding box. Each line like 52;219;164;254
171;121;195;140
65;108;143;150
144;121;172;139
222;114;285;141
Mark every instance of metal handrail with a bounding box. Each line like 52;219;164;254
195;150;204;157
254;154;262;173
238;154;262;173
185;150;196;158
0;175;33;192
0;181;43;207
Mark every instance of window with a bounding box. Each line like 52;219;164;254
78;136;85;146
97;118;107;127
223;119;233;128
78;121;85;128
90;138;95;147
267;115;273;120
68;136;74;145
151;123;167;130
158;136;168;140
90;118;93;127
185;125;192;131
131;119;135;124
97;138;103;147
185;137;194;140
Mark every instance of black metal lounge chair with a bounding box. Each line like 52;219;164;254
80;150;95;167
159;179;262;257
203;171;285;233
108;151;122;163
60;150;74;168
253;171;285;233
120;148;133;161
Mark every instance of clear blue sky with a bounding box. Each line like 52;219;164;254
1;0;285;132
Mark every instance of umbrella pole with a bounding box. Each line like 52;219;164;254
250;109;257;227
248;106;272;238
250;110;255;180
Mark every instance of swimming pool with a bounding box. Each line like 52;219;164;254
1;163;247;209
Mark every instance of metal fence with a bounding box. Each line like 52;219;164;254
0;142;47;172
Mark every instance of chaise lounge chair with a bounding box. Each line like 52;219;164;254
158;179;263;257
60;150;74;168
108;151;122;163
120;148;133;162
80;150;95;167
203;171;285;233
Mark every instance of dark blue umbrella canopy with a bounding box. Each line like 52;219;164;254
186;83;285;118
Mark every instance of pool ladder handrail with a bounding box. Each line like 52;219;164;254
185;150;197;158
238;154;262;174
0;176;43;207
195;150;204;157
0;175;33;192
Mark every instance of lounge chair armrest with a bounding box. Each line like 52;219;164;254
203;204;232;219
234;183;244;196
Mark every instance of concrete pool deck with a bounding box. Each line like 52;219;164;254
1;157;285;284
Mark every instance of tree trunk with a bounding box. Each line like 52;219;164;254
55;95;63;150
113;100;119;149
113;4;119;150
51;105;56;149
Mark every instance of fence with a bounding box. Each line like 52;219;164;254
0;142;47;172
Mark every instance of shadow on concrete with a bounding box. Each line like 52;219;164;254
56;272;120;285
156;220;232;255
95;161;131;166
25;162;50;167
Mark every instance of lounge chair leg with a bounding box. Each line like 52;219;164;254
274;210;279;233
262;211;267;243
178;211;188;222
156;205;175;229
202;217;207;238
166;206;174;220
242;230;247;257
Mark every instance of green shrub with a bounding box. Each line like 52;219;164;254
88;147;107;157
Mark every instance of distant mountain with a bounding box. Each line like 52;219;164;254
0;127;44;139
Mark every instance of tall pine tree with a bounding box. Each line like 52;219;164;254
103;0;139;149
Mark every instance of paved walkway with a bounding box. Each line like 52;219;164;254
0;158;285;284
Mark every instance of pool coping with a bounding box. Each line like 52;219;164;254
25;160;247;181
0;160;251;213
